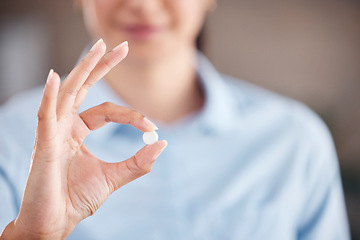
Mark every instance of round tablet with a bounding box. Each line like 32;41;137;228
143;131;159;145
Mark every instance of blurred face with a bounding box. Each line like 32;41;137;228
78;0;213;64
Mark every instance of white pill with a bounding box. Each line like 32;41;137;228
143;131;159;145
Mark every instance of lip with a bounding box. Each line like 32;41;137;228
122;25;164;41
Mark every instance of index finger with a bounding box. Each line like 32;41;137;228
79;102;159;132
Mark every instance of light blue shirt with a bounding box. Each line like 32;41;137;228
0;48;350;239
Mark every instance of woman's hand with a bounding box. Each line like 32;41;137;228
0;39;167;240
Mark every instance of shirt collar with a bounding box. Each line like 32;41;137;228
194;51;241;135
76;45;241;139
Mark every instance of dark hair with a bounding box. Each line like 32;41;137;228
196;24;205;51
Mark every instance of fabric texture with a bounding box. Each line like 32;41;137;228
0;48;350;239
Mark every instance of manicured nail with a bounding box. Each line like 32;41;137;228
143;117;159;130
154;140;168;159
90;38;103;51
112;41;128;52
46;69;54;83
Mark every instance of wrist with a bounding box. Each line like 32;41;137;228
0;219;71;240
0;220;27;240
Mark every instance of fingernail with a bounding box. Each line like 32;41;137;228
143;117;159;130
90;38;103;51
154;140;168;159
46;69;54;83
112;40;128;52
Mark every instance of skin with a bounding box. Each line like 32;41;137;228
80;0;214;123
1;40;166;240
1;0;214;238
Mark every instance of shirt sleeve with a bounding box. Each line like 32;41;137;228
0;168;18;232
294;103;350;240
0;87;44;233
0;137;20;232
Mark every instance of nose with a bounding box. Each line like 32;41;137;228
124;0;161;15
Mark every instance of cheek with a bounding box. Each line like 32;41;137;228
170;1;207;44
82;0;117;42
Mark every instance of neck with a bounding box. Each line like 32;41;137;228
104;47;204;124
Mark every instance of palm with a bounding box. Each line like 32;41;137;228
60;114;107;221
63;115;112;219
66;146;109;220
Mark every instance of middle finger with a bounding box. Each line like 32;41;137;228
73;41;129;109
57;38;106;116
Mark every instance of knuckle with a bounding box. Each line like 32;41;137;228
79;58;93;75
129;154;150;176
37;111;56;123
102;59;112;71
101;102;115;123
102;167;118;193
144;166;152;174
82;82;92;90
64;89;79;97
129;110;143;123
104;114;111;123
101;101;114;109
85;202;98;217
133;155;145;174
37;111;46;121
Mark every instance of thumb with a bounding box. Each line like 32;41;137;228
102;140;168;193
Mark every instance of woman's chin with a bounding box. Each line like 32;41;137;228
125;44;172;65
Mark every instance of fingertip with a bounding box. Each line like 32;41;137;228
46;70;60;98
90;38;105;52
112;40;128;52
148;140;167;159
46;69;54;83
153;140;167;159
113;41;129;61
100;39;107;52
142;139;166;150
158;140;168;149
45;69;57;87
51;71;61;88
123;44;129;58
104;41;129;68
117;43;129;61
52;70;60;80
124;41;129;52
138;139;167;159
143;117;159;131
94;38;107;55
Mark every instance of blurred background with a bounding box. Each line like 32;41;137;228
0;0;359;238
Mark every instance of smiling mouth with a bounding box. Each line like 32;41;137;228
122;25;164;40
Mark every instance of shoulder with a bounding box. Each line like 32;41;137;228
222;74;331;136
221;74;338;171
